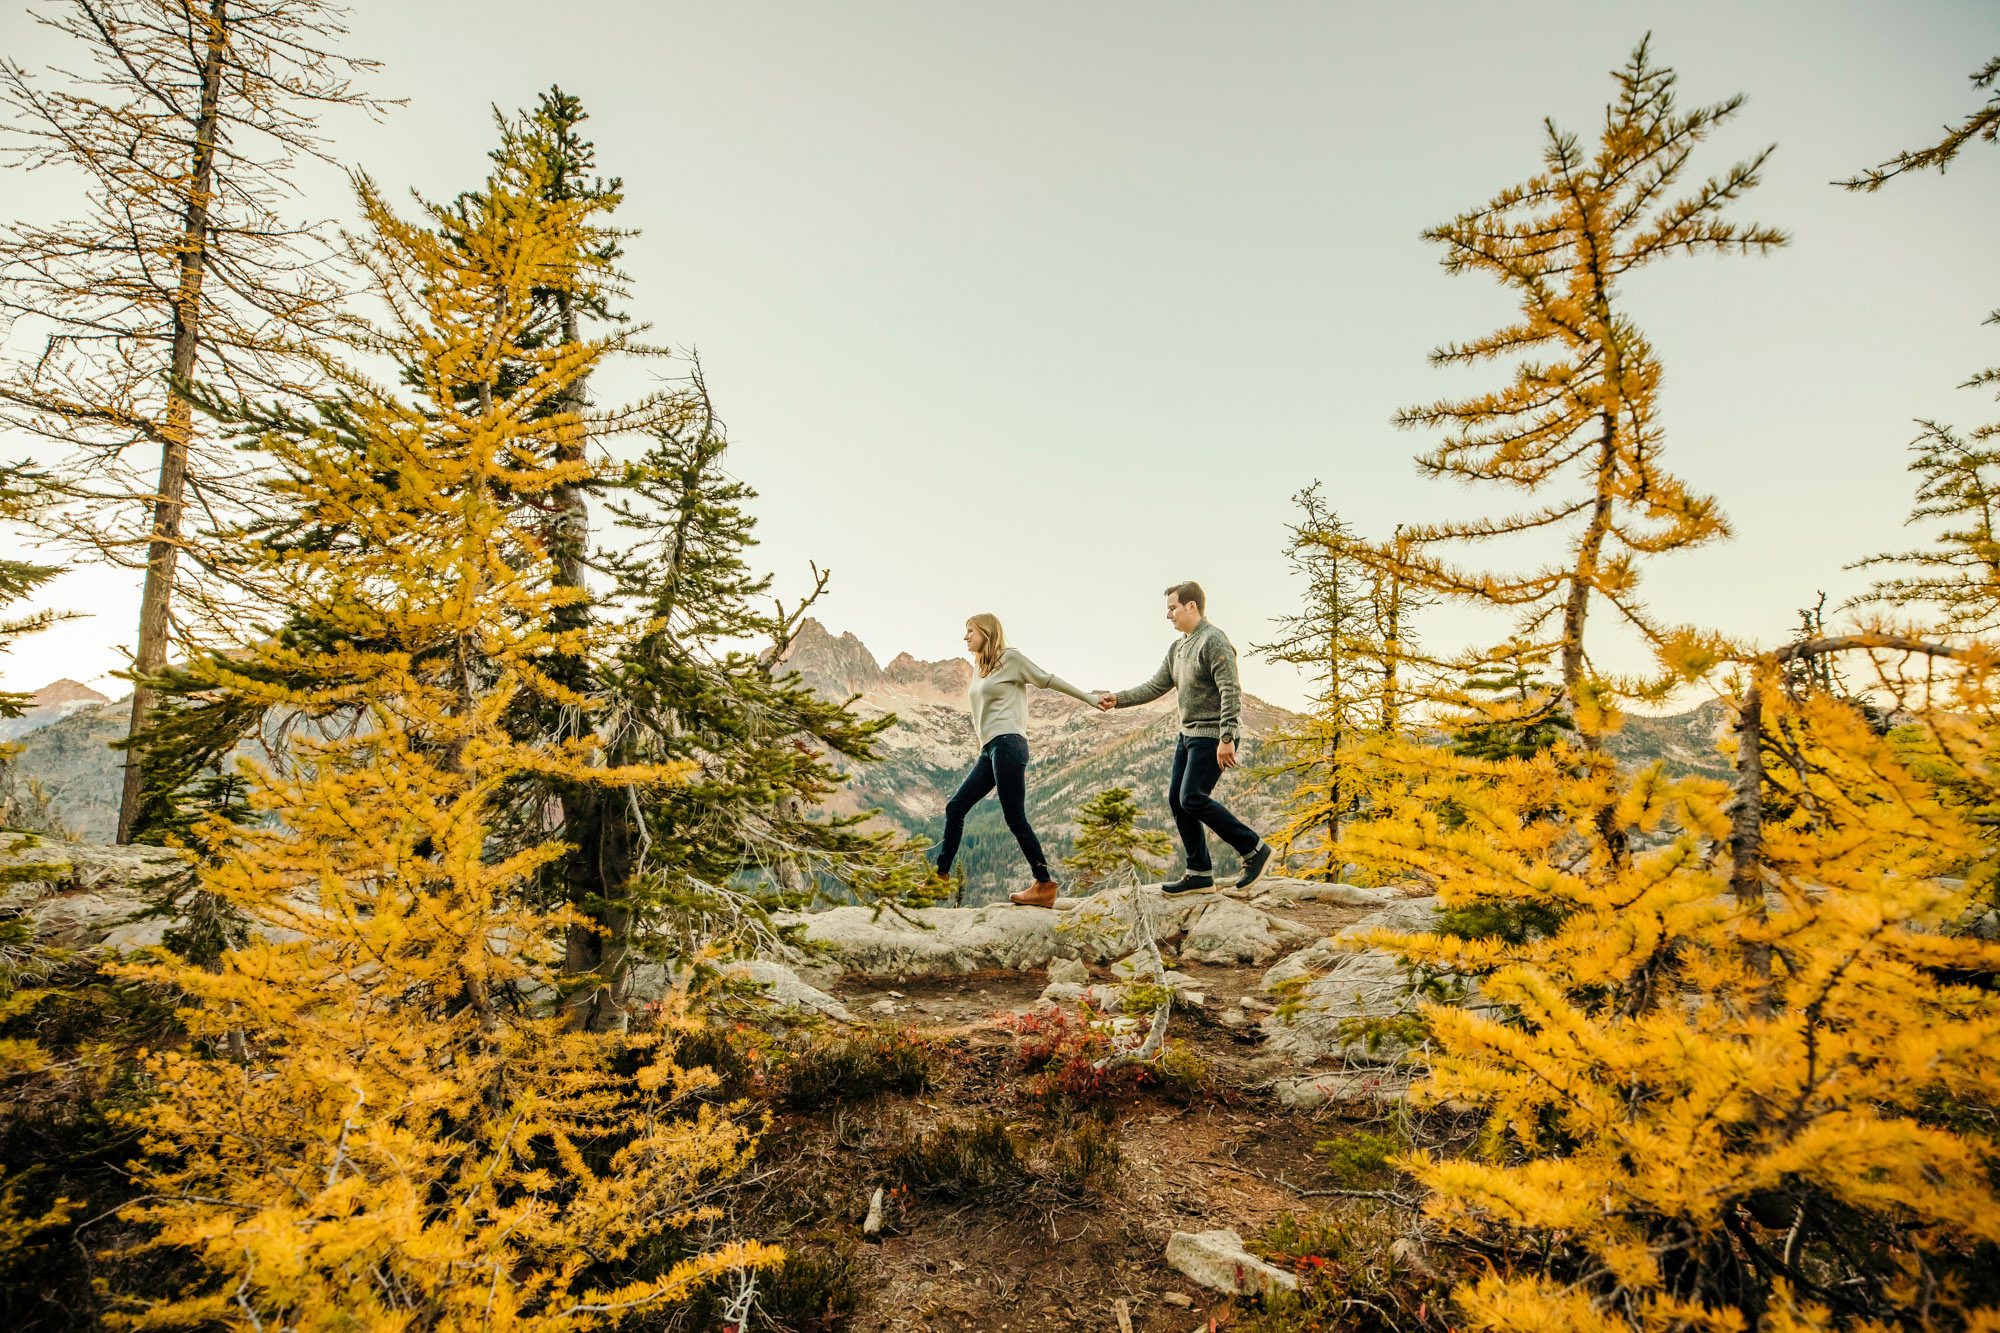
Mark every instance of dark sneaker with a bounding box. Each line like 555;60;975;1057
1235;842;1273;890
1160;872;1215;895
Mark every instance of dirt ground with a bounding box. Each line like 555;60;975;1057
731;895;1413;1332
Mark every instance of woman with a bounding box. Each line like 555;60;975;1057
934;613;1099;908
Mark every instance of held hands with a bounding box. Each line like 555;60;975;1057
1096;692;1117;712
1217;739;1237;770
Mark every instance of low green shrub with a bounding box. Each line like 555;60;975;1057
777;1027;936;1107
884;1112;1025;1202
883;1109;1119;1204
670;1022;938;1109
1311;1130;1401;1188
997;1004;1221;1108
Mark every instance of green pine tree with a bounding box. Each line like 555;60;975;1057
1256;484;1418;872
1447;640;1575;763
1064;787;1171;892
557;387;939;1028
0;464;65;722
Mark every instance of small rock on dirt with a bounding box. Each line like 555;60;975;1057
1166;1227;1298;1297
1038;980;1087;1006
1046;956;1088;986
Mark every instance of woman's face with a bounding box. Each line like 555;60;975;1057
964;623;985;653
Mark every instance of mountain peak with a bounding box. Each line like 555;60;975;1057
32;679;109;708
778;618;884;698
884;651;973;696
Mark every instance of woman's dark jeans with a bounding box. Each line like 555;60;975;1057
1168;734;1260;873
935;733;1051;883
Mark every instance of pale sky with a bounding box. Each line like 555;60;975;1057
4;1;1998;710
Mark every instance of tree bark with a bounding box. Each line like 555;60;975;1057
117;0;229;844
545;294;629;1033
1561;409;1617;716
1729;678;1771;1015
1381;561;1403;733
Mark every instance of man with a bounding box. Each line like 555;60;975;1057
1098;581;1273;894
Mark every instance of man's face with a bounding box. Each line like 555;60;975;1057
1167;596;1201;633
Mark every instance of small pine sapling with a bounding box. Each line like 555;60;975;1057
1064;787;1171;892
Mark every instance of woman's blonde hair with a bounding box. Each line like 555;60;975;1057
966;613;1007;677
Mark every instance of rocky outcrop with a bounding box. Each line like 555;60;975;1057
1249;881;1395;910
1180;896;1316;966
1;834;189;948
780;881;1320;982
1256;896;1492;1067
627;958;857;1023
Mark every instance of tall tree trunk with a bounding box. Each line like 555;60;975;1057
546;294;626;1033
1324;727;1342;873
1381;556;1403;733
1729;677;1771;1015
117;0;229;844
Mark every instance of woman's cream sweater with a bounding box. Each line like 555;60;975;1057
969;648;1095;745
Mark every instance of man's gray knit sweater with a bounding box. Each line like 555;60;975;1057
1113;618;1243;742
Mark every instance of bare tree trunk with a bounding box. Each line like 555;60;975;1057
1381;558;1403;733
1325;727;1342;873
1729;678;1771;1015
117;0;229;844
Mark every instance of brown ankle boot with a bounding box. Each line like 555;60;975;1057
1009;880;1059;908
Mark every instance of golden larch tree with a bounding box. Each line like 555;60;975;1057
1378;37;1785;716
108;163;773;1330
1352;636;2000;1333
1321;38;2000;1333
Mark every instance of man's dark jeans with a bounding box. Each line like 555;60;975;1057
936;733;1051;882
1168;734;1260;873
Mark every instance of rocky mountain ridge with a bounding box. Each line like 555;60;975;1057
0;624;1738;871
0;678;111;742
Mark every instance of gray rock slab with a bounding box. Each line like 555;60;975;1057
730;960;856;1022
628;958;855;1023
1260;936;1340;994
1181;896;1317;965
0;834;74;907
29;890;147;949
1258;898;1487;1067
776;884;1309;980
1275;1069;1412;1108
1260;951;1421;1066
6;840;189;949
1039;980;1088;1006
1249;877;1398;909
1336;897;1441;941
1046;956;1089;986
1165;1228;1297;1297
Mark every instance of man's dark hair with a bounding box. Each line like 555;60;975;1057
1164;581;1205;612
